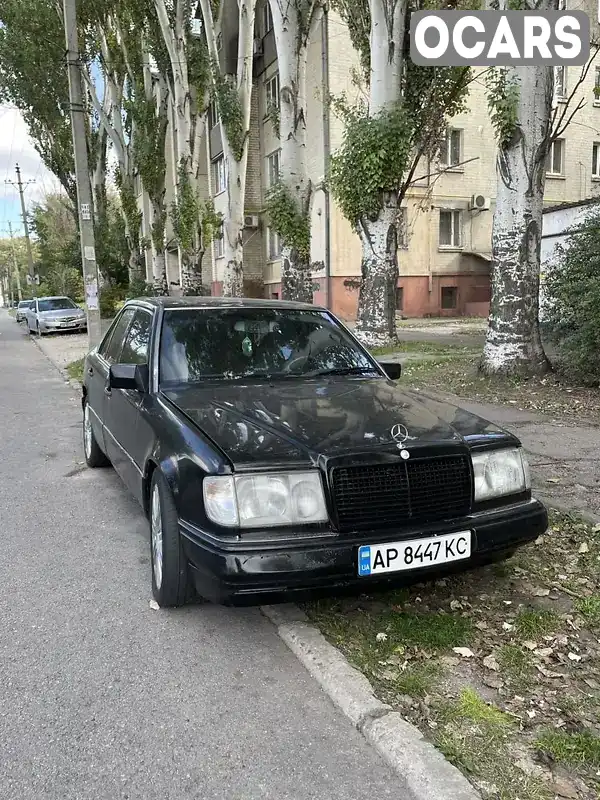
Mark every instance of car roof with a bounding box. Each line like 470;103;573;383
36;295;73;301
125;296;328;312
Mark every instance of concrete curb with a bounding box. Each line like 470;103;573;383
261;603;481;800
30;335;83;393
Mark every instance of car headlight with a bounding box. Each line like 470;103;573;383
203;471;328;528
472;447;530;503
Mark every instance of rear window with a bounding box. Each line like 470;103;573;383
18;301;32;309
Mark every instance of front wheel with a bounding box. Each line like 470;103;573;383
150;470;193;608
83;400;110;468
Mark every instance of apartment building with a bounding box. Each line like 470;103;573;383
145;0;600;319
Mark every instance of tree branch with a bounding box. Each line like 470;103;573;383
154;0;181;76
551;43;600;142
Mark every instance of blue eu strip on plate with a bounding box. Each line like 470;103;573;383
358;545;371;576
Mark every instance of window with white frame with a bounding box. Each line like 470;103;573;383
554;66;567;100
441;128;462;168
268;228;281;260
593;143;600;178
212;156;226;194
265;73;280;113
546;139;565;176
208;99;219;129
439;209;462;248
263;2;273;35
214;224;224;259
267;150;280;186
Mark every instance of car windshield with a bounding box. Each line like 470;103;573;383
18;301;31;308
159;307;381;386
38;298;78;312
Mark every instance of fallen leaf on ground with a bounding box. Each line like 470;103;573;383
534;647;554;658
536;665;567;678
578;542;590;554
483;674;504;690
376;632;388;642
503;622;515;631
567;652;582;662
440;656;460;668
149;600;160;610
532;587;551;597
551;776;579;799
523;641;538;650
475;621;488;631
450;600;463;611
453;647;475;658
483;655;500;672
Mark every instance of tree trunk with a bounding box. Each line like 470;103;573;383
152;250;169;296
221;148;247;297
181;252;206;295
355;201;399;347
281;245;313;304
269;0;316;303
481;65;553;377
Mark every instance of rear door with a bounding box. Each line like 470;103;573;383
103;307;154;497
86;307;136;454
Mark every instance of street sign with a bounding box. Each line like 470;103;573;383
81;203;91;221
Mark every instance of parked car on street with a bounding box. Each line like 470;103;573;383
26;296;87;335
81;297;547;608
15;299;34;323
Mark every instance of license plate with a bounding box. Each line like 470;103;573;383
358;531;472;576
60;321;77;327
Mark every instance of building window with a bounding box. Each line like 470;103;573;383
267;150;280;187
441;286;458;310
439;209;462;248
268;228;281;260
214;224;224;259
263;2;273;35
554;66;567;100
395;287;403;311
208;99;219;129
271;291;279;300
593;143;600;178
441;128;462;168
265;73;280;113
546;138;565;176
212;156;226;194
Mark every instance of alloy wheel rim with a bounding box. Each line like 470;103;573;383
83;405;92;458
151;486;163;591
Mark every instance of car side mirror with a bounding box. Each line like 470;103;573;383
379;362;402;381
109;363;149;392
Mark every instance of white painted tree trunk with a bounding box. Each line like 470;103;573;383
355;200;399;346
355;0;406;346
481;64;553;376
269;0;320;302
199;0;257;297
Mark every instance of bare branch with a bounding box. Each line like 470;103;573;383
551;43;600;142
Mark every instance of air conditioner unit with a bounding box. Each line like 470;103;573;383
253;38;263;57
470;194;490;211
244;214;259;229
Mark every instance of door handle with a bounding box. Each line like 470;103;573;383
87;367;94;376
104;385;112;396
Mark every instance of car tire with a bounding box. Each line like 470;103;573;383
149;470;194;608
83;400;110;468
36;323;44;337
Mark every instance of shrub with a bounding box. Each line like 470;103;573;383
126;277;157;300
544;205;600;385
99;284;126;318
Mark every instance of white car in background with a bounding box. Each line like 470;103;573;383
15;300;34;323
26;296;87;336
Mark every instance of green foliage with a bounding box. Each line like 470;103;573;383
265;183;310;261
171;161;198;254
99;284;126;318
0;0;76;202
115;169;142;246
329;103;414;223
329;0;370;78
544;206;600;385
267;100;280;138
125;276;156;299
213;69;245;161
486;68;520;148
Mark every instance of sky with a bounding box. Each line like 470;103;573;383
0;104;64;241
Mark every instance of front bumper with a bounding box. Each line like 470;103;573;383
39;319;87;332
180;498;548;606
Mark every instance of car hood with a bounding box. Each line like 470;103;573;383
39;308;84;319
161;378;516;467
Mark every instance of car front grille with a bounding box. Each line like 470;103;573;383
330;454;473;532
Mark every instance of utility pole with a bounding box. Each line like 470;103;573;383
6;165;36;281
63;0;101;347
7;222;23;302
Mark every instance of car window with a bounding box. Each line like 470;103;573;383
119;310;152;365
159;307;379;386
101;308;136;364
37;297;78;312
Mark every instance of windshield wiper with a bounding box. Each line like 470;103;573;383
302;366;380;379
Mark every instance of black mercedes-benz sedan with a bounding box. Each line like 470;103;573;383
81;297;547;607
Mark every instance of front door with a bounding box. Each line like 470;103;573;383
103;308;154;498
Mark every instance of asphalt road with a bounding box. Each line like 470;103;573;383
0;311;405;800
